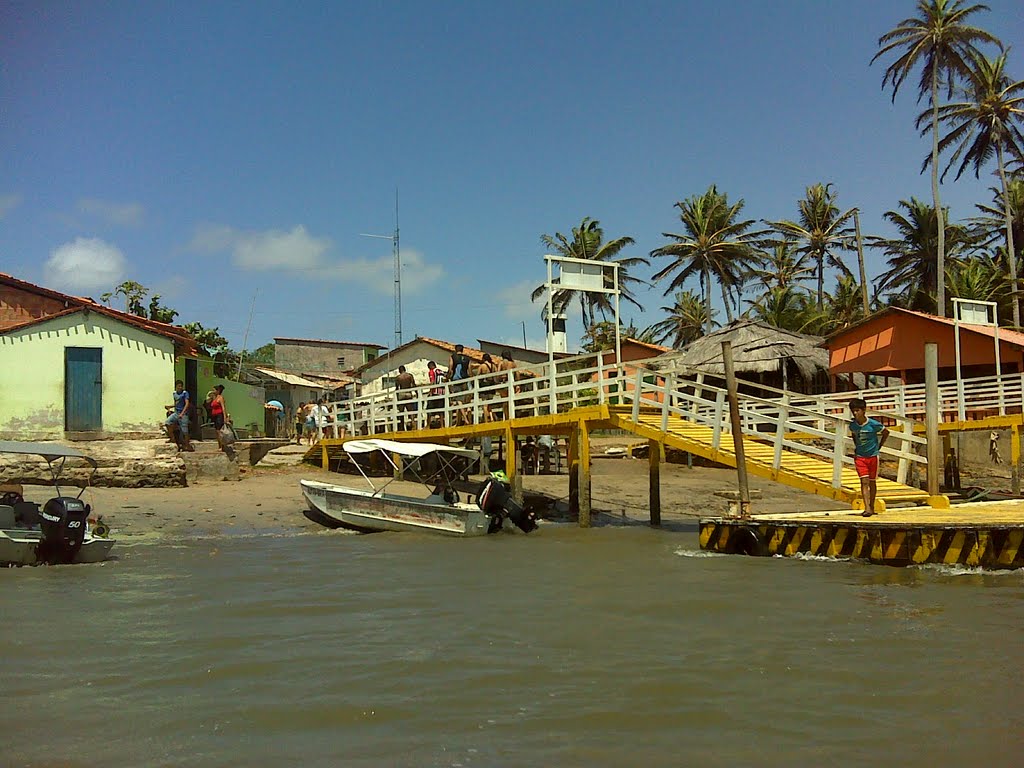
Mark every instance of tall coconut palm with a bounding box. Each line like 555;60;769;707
824;275;872;333
869;198;975;312
973;179;1024;293
644;290;716;348
746;240;815;292
872;0;1001;317
744;285;819;334
649;185;763;334
531;217;648;330
925;51;1024;325
946;252;1010;308
766;183;857;309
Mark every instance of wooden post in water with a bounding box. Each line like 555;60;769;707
925;343;941;496
577;420;591;528
721;340;751;518
648;439;662;527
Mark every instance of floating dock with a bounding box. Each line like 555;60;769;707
699;500;1024;569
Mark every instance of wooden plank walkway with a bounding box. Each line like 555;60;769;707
606;410;937;511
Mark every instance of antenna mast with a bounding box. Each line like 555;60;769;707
394;188;402;348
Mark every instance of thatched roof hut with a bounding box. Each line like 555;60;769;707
649;320;831;393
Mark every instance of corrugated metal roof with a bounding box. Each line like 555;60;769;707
253;367;328;388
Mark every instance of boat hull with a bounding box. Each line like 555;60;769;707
0;529;115;567
300;480;493;537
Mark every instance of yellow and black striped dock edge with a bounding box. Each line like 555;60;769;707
700;511;1024;569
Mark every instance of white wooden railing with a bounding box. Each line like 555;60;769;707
301;348;1005;493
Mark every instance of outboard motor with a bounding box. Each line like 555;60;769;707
36;497;89;565
476;476;538;534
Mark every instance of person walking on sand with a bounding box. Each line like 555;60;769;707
849;398;889;517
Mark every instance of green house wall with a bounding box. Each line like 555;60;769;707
0;311;175;438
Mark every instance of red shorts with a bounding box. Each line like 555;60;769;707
854;455;878;479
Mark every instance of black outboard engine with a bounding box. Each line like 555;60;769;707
476;476;538;534
36;497;89;565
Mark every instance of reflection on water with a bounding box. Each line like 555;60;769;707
3;526;1023;767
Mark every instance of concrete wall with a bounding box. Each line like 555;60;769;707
0;311;175;438
184;357;266;437
275;340;380;374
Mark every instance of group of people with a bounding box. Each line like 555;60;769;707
293;398;340;445
163;381;229;452
394;345;524;430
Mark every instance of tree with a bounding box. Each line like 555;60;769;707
644;290;716;348
746;240;814;292
973;178;1024;265
926;51;1024;325
531;217;648;330
248;342;276;365
872;0;1001;317
101;280;148;315
744;285;819;333
946;252;1010;310
650;185;763;333
766;183;857;309
579;319;651;353
869;198;975;312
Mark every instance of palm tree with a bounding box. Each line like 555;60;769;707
824;275;871;333
649;185;763;334
746;240;814;292
872;0;1001;317
644;290;716;348
869;198;975;312
946;252;1010;308
926;51;1024;325
744;285;819;333
531;217;648;330
766;183;857;309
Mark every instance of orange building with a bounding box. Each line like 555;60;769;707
825;307;1024;386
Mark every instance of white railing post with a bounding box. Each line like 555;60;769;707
774;393;789;470
631;368;642;422
712;390;725;449
896;389;909;485
472;376;480;424
660;374;670;432
597;354;605;404
548;357;557;414
832;418;845;489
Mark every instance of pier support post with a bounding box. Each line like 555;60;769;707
925;343;941;496
1013;424;1021;494
648;439;662;527
392;452;403;481
569;427;579;518
577;420;591;528
721;340;751;517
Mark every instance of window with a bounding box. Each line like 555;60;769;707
365;349;378;363
337;357;346;366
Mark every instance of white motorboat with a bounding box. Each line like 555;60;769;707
0;441;115;567
300;438;536;537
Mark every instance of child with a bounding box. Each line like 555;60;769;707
849;398;889;517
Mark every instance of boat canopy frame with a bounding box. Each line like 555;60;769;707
0;441;98;499
342;439;479;497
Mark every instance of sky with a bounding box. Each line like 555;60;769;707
2;0;1022;355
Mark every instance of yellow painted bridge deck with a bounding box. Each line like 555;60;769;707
306;403;936;510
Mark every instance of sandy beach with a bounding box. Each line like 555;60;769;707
42;436;1011;542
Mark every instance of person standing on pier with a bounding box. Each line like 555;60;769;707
849;398;889;517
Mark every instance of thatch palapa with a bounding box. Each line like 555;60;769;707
650;321;830;392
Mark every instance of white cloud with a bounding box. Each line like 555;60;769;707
494;278;542;320
189;224;329;270
76;198;145;227
323;248;442;296
188;223;443;295
44;237;126;294
0;193;22;219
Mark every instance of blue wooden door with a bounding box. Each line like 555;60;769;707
65;347;103;431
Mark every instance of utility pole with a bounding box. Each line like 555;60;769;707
361;188;402;354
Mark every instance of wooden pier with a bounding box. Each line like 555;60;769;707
699;501;1024;569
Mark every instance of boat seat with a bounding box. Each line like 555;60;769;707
0;505;15;529
13;501;40;526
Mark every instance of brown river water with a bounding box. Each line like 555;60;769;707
3;524;1022;767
